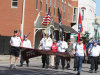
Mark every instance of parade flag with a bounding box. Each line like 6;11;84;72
41;6;51;26
78;11;83;42
19;46;70;61
58;7;62;24
58;7;63;41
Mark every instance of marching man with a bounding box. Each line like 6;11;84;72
88;40;100;73
55;36;68;70
20;35;32;67
9;30;23;69
40;33;52;69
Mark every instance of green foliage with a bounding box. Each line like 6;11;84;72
95;18;99;24
81;31;93;46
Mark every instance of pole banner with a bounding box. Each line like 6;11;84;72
19;47;71;61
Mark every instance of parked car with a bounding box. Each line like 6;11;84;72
83;42;100;63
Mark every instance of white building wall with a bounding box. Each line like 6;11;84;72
78;0;96;38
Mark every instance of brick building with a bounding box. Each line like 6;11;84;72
0;0;78;49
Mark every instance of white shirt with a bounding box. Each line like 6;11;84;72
74;43;86;56
89;45;100;57
73;42;77;54
10;36;22;47
73;42;77;50
23;39;31;48
57;40;68;52
40;37;52;50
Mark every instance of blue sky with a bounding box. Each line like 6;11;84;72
94;0;100;16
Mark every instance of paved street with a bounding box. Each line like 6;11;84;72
0;56;100;75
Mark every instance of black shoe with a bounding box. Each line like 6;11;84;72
45;65;48;69
9;64;14;69
27;63;29;67
90;66;91;69
19;64;23;67
73;68;77;71
66;66;70;69
89;70;93;73
66;64;70;69
55;65;58;69
77;72;80;75
95;70;97;73
62;66;64;70
42;65;45;68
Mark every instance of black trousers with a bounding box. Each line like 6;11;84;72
20;54;29;65
66;56;71;62
55;56;65;67
91;56;98;71
74;54;77;68
42;55;49;66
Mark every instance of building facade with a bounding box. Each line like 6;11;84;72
0;0;78;49
78;0;96;38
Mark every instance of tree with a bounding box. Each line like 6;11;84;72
95;18;99;24
81;31;93;46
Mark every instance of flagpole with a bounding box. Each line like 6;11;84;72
42;4;51;45
46;23;48;36
45;23;48;45
45;23;49;45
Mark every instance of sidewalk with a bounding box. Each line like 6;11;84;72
0;55;41;63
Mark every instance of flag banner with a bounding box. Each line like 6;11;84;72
78;24;82;33
58;7;61;24
78;11;83;42
19;47;71;61
58;7;64;41
41;6;51;26
78;11;83;33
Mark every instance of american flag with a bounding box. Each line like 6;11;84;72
41;6;51;26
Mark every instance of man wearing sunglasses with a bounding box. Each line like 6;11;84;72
88;40;100;73
9;30;23;69
20;35;32;67
73;39;87;75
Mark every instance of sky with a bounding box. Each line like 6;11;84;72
94;0;100;16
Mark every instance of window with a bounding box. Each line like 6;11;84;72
57;0;60;17
61;0;63;16
67;6;71;21
36;0;38;10
63;2;66;19
40;0;42;11
73;8;77;22
46;0;48;13
54;0;56;16
67;3;71;21
81;9;84;21
11;0;18;8
67;7;70;21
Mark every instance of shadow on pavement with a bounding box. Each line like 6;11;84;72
0;66;76;75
